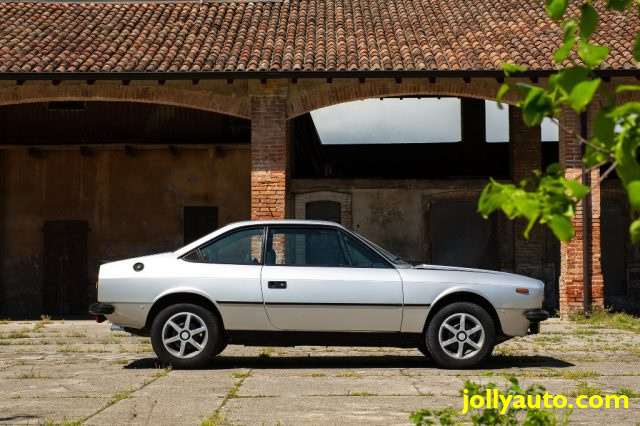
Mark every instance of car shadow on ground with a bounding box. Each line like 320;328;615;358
124;354;573;370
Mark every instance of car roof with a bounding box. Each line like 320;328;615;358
173;219;345;257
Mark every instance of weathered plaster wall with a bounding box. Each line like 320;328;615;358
0;146;250;315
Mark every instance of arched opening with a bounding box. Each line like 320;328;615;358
305;200;342;224
0;101;251;315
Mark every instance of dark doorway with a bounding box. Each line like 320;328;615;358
43;220;88;315
305;200;341;224
184;206;219;245
430;201;499;269
602;202;627;301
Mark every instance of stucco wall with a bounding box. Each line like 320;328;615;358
0;146;250;315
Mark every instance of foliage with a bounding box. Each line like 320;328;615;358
410;375;571;425
569;305;640;332
480;0;640;242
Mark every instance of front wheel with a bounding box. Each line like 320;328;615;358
425;302;495;368
150;303;221;369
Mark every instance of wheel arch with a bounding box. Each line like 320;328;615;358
145;291;225;331
424;291;503;336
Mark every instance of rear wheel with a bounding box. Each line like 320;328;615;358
151;303;221;369
425;302;495;368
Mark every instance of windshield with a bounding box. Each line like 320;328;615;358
359;236;410;266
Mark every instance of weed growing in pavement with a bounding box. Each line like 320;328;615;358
570;307;640;333
568;382;603;397
410;375;571;426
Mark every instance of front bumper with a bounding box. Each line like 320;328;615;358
526;309;549;334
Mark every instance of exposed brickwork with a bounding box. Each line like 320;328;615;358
509;107;545;281
559;109;604;316
250;94;288;220
0;80;251;118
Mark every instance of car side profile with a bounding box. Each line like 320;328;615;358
89;220;548;369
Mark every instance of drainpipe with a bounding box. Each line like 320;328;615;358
580;112;592;316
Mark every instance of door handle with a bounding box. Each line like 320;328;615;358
268;281;287;289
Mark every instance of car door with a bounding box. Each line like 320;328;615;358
261;226;403;331
178;226;272;330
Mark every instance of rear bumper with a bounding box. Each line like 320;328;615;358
526;309;549;334
88;303;115;315
525;309;550;322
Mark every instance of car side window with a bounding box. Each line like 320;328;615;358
341;232;389;268
199;227;264;265
266;227;349;267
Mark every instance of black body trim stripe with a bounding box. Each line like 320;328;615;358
217;301;430;308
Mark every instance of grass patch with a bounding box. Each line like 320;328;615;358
201;368;253;426
347;391;378;396
153;366;172;378
258;347;276;359
560;370;600;380
616;388;640;398
232;370;252;379
43;420;82;426
570;307;640;333
568;382;603;397
201;412;227;426
0;319;10;325
65;331;87;338
108;390;133;406
15;368;49;379
306;372;326;377
337;371;364;378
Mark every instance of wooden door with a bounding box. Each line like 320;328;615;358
43;221;88;315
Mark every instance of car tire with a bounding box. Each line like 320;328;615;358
416;341;430;358
425;302;495;369
151;303;221;369
215;341;228;356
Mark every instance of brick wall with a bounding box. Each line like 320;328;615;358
250;94;288;220
509;108;546;281
559;109;604;315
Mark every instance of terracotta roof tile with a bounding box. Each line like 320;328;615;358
0;0;638;75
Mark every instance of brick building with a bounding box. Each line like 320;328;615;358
0;0;638;317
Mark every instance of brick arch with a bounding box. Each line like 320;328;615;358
286;78;513;118
294;191;353;228
0;81;250;119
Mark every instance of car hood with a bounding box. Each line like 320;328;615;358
406;264;544;288
412;264;507;274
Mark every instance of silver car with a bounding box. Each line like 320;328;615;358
89;220;548;369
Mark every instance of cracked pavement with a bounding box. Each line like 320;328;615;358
0;318;639;425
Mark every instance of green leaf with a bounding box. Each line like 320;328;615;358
501;62;527;76
562;178;590;199
568;79;601;112
520;86;555;126
552;66;590;95
627;180;640;211
580;4;598;39
548;215;575;241
593;107;615;147
546;0;569;21
635;31;640;62
545;163;563;176
616;84;640;93
554;20;577;63
607;0;633;11
497;83;510;104
577;40;609;67
630;219;640;244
